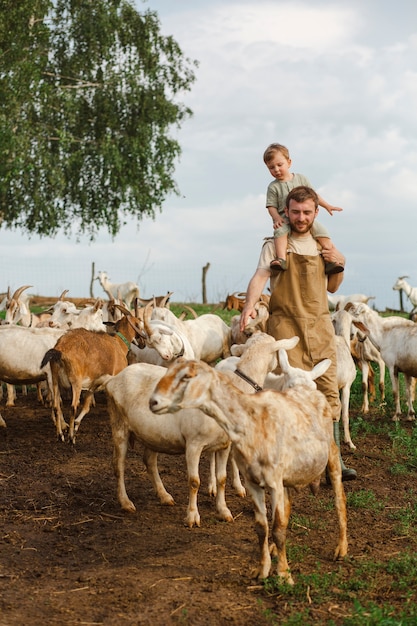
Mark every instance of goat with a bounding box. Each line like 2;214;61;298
96;271;140;309
223;292;246;312
48;297;107;331
0;325;66;419
345;302;417;421
149;354;348;584
137;292;174;308
392;276;417;308
215;333;300;496
142;304;231;364
350;329;386;413
331;309;358;449
1;285;50;405
102;363;233;528
0;295;116;415
3;285;51;327
328;294;375;311
230;300;269;345
40;308;146;442
102;334;300;528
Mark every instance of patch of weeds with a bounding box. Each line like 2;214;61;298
263;563;339;604
389;426;417;472
341;598;417;625
389;495;417;538
347;413;392;442
262;575;297;597
290;513;323;534
385;553;417;590
286;543;311;563
346;489;385;512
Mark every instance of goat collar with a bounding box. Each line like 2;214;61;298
234;368;263;392
116;331;131;349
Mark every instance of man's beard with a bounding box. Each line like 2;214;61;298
289;220;313;233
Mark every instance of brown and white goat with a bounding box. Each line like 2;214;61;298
41;309;145;442
102;334;300;528
150;354;348;584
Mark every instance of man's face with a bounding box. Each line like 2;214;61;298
285;198;318;233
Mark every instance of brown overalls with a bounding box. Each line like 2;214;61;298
267;250;341;421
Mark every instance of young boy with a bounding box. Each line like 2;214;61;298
264;143;344;274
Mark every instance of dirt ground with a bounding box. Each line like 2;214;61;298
0;389;416;626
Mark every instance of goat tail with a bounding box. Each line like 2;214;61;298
40;348;62;369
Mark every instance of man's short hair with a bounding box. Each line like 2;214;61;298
286;185;319;209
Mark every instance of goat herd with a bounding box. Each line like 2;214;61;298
1;274;417;585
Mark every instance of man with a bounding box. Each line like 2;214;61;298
241;185;356;481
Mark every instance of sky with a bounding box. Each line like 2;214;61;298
1;0;417;310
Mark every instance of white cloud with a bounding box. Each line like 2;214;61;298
1;0;417;311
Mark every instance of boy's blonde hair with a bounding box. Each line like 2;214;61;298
263;143;290;164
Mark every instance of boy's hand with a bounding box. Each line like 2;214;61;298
273;216;285;229
326;205;343;216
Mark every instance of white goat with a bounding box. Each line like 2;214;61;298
3;285;51;328
328;294;375;311
96;271;140;309
331;309;358;449
350;329;386;413
103;363;233;528
48;298;107;331
150;353;348;584
1;285;49;405
345;302;417;420
0;325;66;422
142;304;231;364
392;276;417;308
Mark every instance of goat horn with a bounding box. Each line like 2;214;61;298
58;290;69;301
143;301;154;335
399;275;409;280
126;315;147;340
159;292;173;308
114;303;132;316
181;304;198;319
11;285;33;301
134;297;141;317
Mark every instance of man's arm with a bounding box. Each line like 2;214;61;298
240;268;270;331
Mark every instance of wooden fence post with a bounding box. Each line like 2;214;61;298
202;262;210;304
90;262;95;298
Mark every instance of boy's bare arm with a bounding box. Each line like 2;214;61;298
267;205;284;228
317;194;343;216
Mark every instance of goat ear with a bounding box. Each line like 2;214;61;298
275;336;299;352
278;348;291;373
231;344;246;357
352;320;369;335
310;358;331;381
